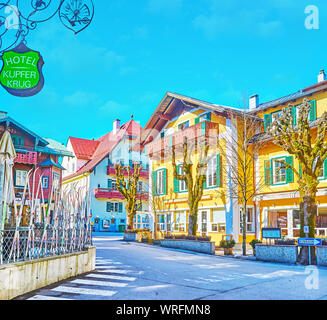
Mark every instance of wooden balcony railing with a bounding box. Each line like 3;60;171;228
147;121;219;159
94;188;149;201
107;165;149;178
14;151;38;165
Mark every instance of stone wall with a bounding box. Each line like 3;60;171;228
256;244;298;264
161;240;215;255
0;246;96;300
317;246;327;267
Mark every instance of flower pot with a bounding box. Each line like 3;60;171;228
224;248;233;255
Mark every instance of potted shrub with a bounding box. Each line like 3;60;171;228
219;239;236;255
249;239;262;256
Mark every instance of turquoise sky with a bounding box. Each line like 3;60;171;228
1;0;326;144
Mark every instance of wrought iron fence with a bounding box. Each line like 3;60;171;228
0;224;92;265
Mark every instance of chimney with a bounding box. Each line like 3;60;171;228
113;119;121;134
0;111;7;119
318;70;326;83
249;95;259;110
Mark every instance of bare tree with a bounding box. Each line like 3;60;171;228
267;98;327;264
216;109;265;256
115;163;144;230
171;138;210;236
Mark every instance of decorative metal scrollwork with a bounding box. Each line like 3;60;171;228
0;0;94;54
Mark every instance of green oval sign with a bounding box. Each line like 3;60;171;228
0;42;44;97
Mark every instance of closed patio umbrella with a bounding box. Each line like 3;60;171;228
0;130;16;263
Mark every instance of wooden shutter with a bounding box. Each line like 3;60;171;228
152;171;157;196
206;112;211;121
108;179;112;189
162;168;167;195
291;106;297;126
264;160;272;185
309;100;317;122
264;114;272;132
286;156;294;183
216;154;221;187
195;116;200;124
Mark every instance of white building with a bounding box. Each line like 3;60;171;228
62;117;149;232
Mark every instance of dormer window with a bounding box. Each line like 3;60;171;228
178;121;189;131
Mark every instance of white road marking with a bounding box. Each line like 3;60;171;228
28;295;73;300
71;279;128;287
51;286;116;297
90;273;136;281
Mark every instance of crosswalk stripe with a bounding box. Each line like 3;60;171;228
51;286;116;297
90;273;136;281
71;279;128;287
28;295;73;300
96;269;131;274
96;262;122;265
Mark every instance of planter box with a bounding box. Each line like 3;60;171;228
161;239;215;255
123;232;142;242
317;246;327;267
256;244;298;264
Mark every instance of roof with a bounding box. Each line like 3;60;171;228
43;138;74;157
69;137;100;160
0;117;48;146
38;158;66;170
251;80;327;113
63;118;143;181
134;91;262;150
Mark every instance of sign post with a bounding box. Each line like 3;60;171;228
0;42;44;97
297;238;322;265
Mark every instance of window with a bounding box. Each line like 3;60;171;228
42;177;49;189
174;212;186;232
178;121;189;131
195;113;211;124
11;134;24;147
106;202;123;213
178;166;187;192
15;169;28;187
206;155;217;188
154;169;166;195
272;158;286;184
53;172;60;189
108;178;117;190
211;210;226;233
158;214;166;231
138;181;143;192
240;208;255;233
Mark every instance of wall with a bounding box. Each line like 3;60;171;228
0;246;96;300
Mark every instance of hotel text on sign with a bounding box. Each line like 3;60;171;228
0;42;44;97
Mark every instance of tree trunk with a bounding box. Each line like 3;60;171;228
242;211;247;256
188;210;197;236
298;196;317;265
126;211;134;230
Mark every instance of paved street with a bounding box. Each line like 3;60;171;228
16;234;327;300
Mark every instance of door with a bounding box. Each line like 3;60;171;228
200;210;209;236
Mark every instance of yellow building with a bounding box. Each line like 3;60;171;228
134;92;260;245
250;70;327;240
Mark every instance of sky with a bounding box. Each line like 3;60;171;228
1;0;327;144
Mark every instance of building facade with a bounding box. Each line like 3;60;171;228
0;111;73;225
62;117;149;232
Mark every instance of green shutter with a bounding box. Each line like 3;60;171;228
309;100;317;122
264;114;272;132
201;121;206;135
160;132;165;138
264;160;272;185
118;202;123;212
291;106;297;126
299;164;302;178
162;168;167;195
216;154;221;187
174;176;179;193
152;171;157;196
286;156;294;183
324;159;327;179
195;117;200;125
206;112;211;121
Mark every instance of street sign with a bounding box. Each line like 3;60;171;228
262;228;281;239
298;238;322;246
0;42;44;97
304;226;309;233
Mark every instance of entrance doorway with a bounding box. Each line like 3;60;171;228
199;210;209;236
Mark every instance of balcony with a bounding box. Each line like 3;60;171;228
14;151;38;165
107;165;149;179
94;188;149;201
147;121;219;159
